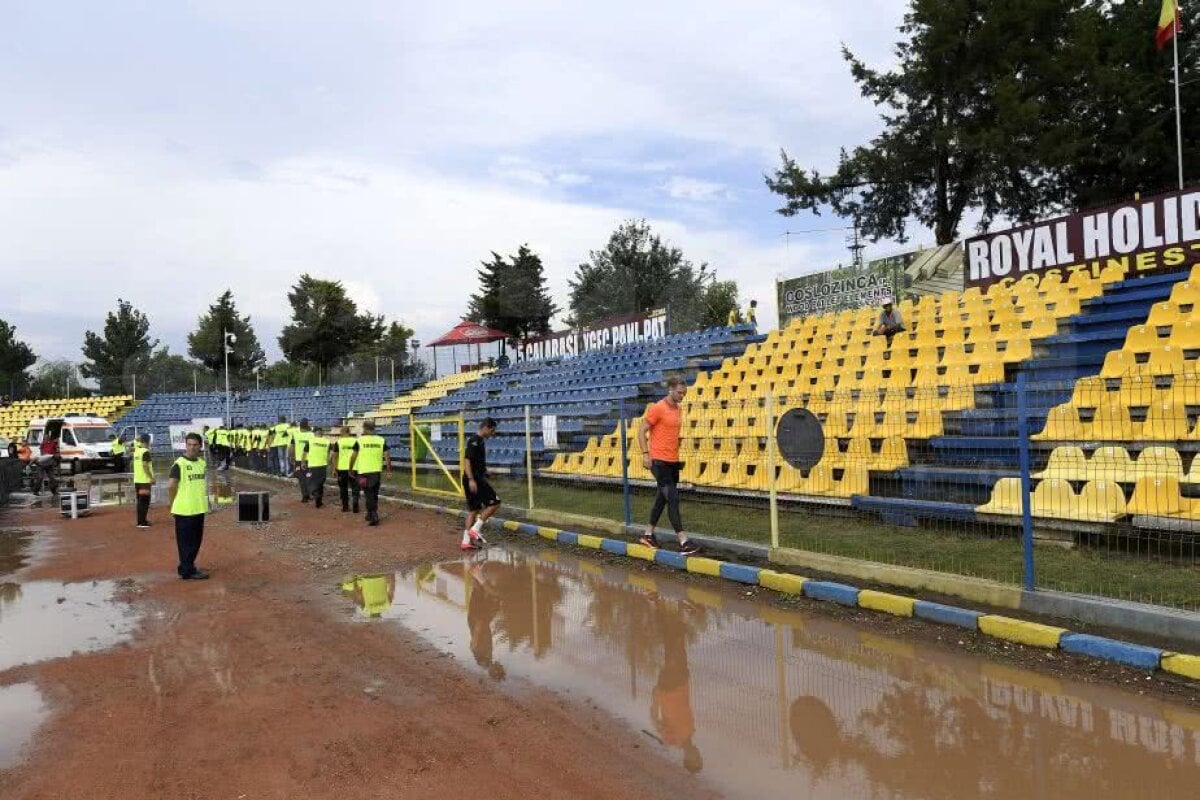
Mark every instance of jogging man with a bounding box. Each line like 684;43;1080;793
638;375;698;554
168;432;210;580
333;426;360;513
303;426;331;509
461;417;500;551
348;420;389;526
133;433;154;529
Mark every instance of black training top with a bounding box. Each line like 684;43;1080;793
465;434;488;479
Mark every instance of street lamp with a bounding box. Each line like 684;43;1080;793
410;339;421;380
224;330;237;426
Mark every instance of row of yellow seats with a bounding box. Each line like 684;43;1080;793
822;408;944;438
372;370;491;418
979;474;1200;521
696;363;997;403
1035;445;1196;481
1035;400;1198;441
1123;323;1200;354
978;478;1126;522
1071;374;1200;408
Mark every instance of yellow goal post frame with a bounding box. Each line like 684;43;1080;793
408;413;465;498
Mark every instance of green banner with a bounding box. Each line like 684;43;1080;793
776;254;916;327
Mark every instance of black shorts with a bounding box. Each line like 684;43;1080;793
464;477;501;511
650;460;682;487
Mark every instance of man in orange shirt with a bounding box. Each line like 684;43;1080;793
637;374;698;554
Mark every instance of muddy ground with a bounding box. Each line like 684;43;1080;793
1;475;1196;799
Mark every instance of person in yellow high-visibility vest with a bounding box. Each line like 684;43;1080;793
168;433;210;580
133;433;155;529
332;426;360;513
268;415;292;476
291;418;313;503
303;426;332;509
110;434;126;473
348;419;390;527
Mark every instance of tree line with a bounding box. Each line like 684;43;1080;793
767;0;1199;244
467;219;742;345
0;276;425;400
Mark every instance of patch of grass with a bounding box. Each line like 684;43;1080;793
384;472;1200;610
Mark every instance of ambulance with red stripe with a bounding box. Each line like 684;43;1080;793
25;414;119;474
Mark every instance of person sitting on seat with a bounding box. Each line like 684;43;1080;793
873;295;905;344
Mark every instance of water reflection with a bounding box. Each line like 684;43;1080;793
0;683;48;770
0;580;138;672
344;547;1200;799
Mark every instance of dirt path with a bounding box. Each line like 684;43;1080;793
0;489;717;800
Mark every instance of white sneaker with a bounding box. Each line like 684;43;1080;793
470;527;488;545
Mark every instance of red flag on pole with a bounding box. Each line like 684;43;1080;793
1157;0;1181;50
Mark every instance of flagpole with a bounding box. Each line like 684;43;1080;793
1173;6;1184;190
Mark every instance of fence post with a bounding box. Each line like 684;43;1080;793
766;394;780;550
1016;372;1036;591
524;404;535;511
408;412;417;492
619;398;632;527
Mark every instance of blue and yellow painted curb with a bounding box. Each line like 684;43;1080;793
386;494;1200;683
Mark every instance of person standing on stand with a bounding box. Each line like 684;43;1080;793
168;433;210;580
133;433;154;529
333;425;360;513
303;426;331;509
348;420;389;527
291;418;313;503
638;375;698;554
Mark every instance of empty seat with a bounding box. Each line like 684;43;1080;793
1035;446;1088;479
978;477;1023;515
1033;405;1084;440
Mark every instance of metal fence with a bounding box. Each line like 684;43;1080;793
384;374;1200;612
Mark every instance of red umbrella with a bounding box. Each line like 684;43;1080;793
427;320;509;375
427;320;509;347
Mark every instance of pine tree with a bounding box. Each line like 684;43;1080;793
80;299;157;395
468;245;558;341
187;290;266;376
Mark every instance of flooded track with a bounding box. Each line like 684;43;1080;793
345;542;1200;799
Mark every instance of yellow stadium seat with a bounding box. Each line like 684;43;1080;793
1100;349;1139;378
800;464;836;495
1172;280;1200;305
978;477;1023;515
1139;400;1190;439
1035;446;1089;479
1092;403;1135;440
1128;475;1185;516
1070;376;1109;408
1032;478;1076;518
1171;320;1200;350
1125;324;1164;352
1089;446;1138;480
1136;446;1184;478
1073;480;1127;522
1033;405;1083;440
1147;301;1181;328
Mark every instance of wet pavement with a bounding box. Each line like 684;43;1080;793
343;543;1200;800
0;683;47;770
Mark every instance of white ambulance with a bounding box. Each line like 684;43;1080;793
25;414;119;474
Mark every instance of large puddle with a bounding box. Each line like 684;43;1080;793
343;544;1200;799
0;527;139;772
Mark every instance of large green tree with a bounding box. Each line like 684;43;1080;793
278;275;384;376
140;347;201;394
336;320;418;383
0;320;37;399
468;245;558;341
27;360;81;400
187;290;266;376
701;279;740;328
766;1;1197;244
80;299;157;395
568;220;715;332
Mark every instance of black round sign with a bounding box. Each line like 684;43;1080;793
776;407;825;471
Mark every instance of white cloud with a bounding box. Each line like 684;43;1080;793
663;176;733;203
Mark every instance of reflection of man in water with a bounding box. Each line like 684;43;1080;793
467;563;507;680
651;599;702;774
345;574;396;618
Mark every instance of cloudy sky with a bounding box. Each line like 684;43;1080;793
1;0;927;367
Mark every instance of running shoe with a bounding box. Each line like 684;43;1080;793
638;533;659;549
678;540;701;556
460;540;481;551
469;528;489;545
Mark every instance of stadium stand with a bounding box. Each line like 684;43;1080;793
368;369;494;423
112;382;419;451
0;395;135;440
542;262;1200;533
388;326;760;468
